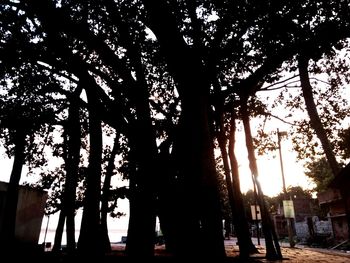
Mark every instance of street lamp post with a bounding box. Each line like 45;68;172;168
277;129;295;248
277;129;288;194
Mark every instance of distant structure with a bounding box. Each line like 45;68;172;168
318;162;350;242
272;196;332;242
0;181;47;246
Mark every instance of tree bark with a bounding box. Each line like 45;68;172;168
52;211;66;253
64;86;82;253
240;97;282;260
143;1;226;258
100;133;120;253
298;55;340;176
0;129;26;253
123;31;159;257
77;78;103;256
213;84;257;258
298;54;347;247
227;110;258;256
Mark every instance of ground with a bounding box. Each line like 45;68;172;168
7;239;350;263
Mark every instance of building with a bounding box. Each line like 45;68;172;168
273;197;332;242
318;163;350;242
0;181;47;246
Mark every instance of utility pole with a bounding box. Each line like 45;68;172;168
252;181;260;245
277;129;295;248
43;214;50;250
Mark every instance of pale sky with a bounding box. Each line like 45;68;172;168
0;130;313;197
0;133;313;245
236;133;315;197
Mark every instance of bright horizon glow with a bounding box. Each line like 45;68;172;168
236;135;315;197
0;131;313;198
0;135;314;244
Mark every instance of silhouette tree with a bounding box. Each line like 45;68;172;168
2;0;350;260
51;85;83;253
213;86;257;258
0;69;57;252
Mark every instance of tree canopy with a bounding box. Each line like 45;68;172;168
1;0;350;260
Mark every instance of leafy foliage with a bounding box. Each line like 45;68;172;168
304;157;337;192
1;0;350;257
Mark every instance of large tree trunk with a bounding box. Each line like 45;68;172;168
0;129;26;253
167;116;202;256
64;86;82;253
143;1;225;258
180;94;225;258
77;80;103;256
124;38;158;257
156;139;178;253
298;55;340;176
240;98;282;260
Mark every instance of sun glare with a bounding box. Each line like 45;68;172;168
236;133;315;197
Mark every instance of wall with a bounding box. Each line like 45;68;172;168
295;216;333;242
0;181;47;245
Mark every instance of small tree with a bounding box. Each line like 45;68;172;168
304;158;335;193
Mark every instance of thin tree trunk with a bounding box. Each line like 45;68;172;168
218;135;252;259
0;129;26;253
298;54;350;253
216;102;257;258
100;133;120;252
52;211;66;253
51;85;82;254
240;98;282;260
298;55;340;176
227;110;259;256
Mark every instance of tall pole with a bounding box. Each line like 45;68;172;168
252;180;260;245
43;214;50;248
277;129;287;194
277;129;295;248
